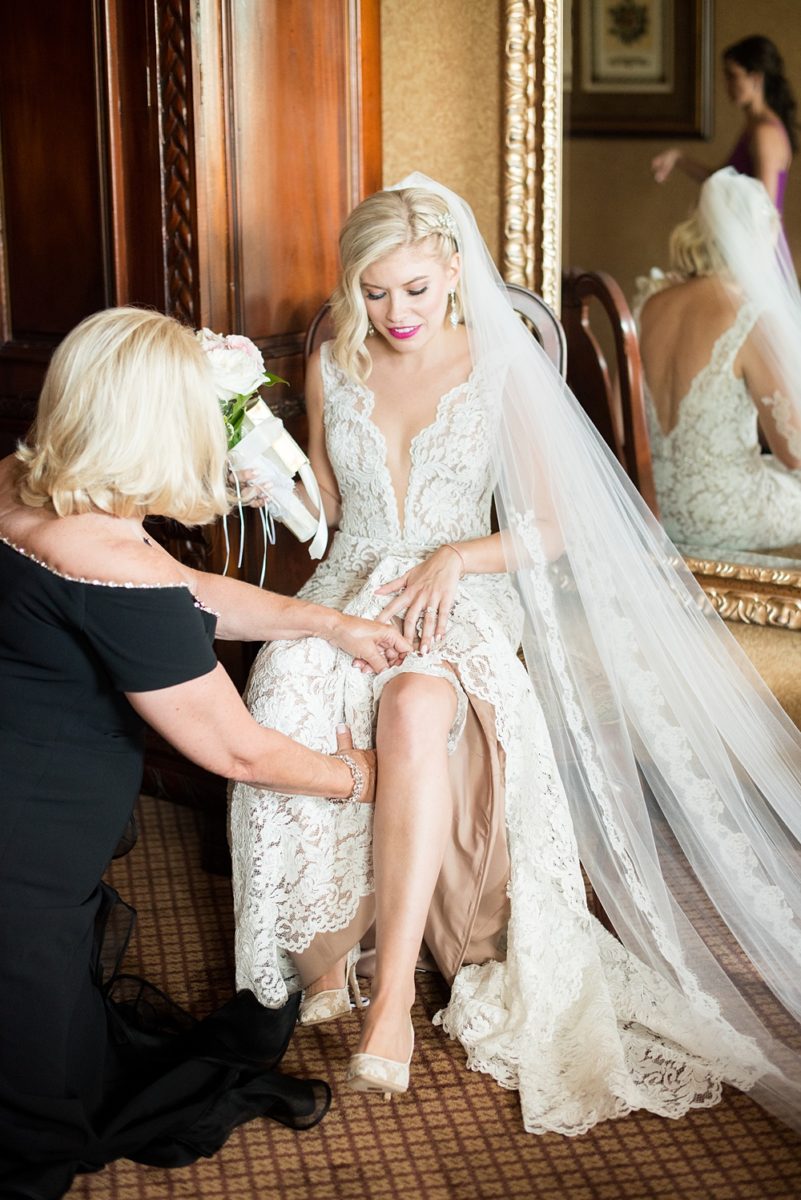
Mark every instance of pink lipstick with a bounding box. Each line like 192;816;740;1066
387;326;421;340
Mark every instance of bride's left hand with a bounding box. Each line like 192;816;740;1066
375;546;463;653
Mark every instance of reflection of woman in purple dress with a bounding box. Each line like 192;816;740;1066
652;36;795;214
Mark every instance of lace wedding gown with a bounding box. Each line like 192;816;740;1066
230;341;766;1135
639;280;801;552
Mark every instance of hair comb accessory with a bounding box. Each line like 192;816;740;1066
433;210;459;242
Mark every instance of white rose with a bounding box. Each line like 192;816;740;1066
196;327;227;353
197;329;268;401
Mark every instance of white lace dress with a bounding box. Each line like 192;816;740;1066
641;291;801;552
230;342;762;1135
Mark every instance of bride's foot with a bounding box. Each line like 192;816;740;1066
345;991;415;1097
298;945;365;1026
346;1001;415;1099
355;993;415;1061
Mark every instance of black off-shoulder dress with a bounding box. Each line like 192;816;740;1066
0;538;329;1200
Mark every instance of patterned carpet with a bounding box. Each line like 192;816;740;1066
66;796;801;1200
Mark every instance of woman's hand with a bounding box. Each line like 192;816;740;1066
374;544;464;654
227;466;270;507
332;723;376;804
651;148;680;183
327;613;412;674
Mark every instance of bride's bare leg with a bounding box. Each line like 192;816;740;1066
356;672;457;1061
304;955;350;997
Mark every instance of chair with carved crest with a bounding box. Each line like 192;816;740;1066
561;267;659;517
304;285;568;377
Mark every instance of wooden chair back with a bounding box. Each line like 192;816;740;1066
561;268;659;516
304;284;567;378
504;282;567;378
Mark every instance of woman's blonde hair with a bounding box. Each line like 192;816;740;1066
669;213;726;278
331;187;459;381
16;306;229;523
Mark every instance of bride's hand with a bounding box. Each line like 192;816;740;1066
375;545;464;654
328;614;412;674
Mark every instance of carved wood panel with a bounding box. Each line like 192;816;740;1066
158;0;198;323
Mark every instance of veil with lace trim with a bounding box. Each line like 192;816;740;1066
389;173;801;1134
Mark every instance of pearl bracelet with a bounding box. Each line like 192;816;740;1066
332;751;366;803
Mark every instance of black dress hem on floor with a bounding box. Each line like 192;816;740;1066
1;882;330;1200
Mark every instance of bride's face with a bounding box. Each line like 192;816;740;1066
360;242;459;354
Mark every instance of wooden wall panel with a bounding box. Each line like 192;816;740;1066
232;2;352;337
0;0;109;340
0;0;168;444
192;0;381;337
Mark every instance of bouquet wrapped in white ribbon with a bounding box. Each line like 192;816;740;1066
197;329;328;575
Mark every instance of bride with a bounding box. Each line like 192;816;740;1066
637;168;801;552
231;176;801;1135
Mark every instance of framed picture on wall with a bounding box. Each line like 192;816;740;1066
568;0;713;136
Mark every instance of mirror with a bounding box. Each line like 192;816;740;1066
558;0;801;627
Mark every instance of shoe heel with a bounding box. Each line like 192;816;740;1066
347;945;368;1012
347;962;363;1010
298;943;363;1026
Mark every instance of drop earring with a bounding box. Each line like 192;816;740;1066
449;290;459;329
367;320;375;336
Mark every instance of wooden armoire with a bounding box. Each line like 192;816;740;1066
0;0;381;817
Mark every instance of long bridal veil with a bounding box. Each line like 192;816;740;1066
392;172;801;1132
699;166;801;451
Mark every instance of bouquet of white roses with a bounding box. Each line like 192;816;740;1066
198;328;328;576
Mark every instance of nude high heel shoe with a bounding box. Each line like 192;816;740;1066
345;1017;414;1100
298;944;366;1026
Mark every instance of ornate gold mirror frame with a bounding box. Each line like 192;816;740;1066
683;553;801;630
502;0;562;310
501;2;801;630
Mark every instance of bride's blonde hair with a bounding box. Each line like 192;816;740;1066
16;306;230;523
669;213;727;278
671;172;780;279
331;187;460;382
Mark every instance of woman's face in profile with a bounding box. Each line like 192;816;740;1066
360;243;459;356
723;58;762;108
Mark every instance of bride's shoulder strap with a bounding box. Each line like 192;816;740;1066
713;301;762;368
318;340;343;391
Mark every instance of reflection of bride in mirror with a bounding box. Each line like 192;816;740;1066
637;168;801;553
651;35;796;213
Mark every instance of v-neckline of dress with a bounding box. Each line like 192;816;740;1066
352;364;479;538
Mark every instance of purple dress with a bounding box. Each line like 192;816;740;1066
726;127;789;214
